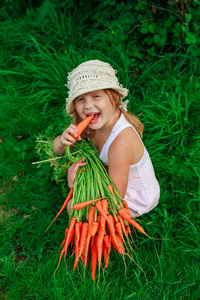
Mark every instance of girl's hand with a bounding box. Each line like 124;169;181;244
68;158;87;189
53;124;82;155
60;124;82;147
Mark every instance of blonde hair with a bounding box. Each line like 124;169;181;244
68;89;144;139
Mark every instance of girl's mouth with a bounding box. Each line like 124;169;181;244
86;113;100;124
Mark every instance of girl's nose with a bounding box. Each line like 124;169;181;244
84;98;94;110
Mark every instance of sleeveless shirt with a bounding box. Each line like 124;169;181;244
99;113;160;217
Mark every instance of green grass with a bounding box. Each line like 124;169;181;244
1;2;200;300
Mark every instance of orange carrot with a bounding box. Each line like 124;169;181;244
104;234;111;262
111;234;125;254
85;221;98;263
117;215;128;239
70;229;75;246
81;246;89;267
74;222;81;260
107;235;112;259
115;222;125;243
70;115;94;138
60;240;65;248
46;189;73;231
60;227;69;248
128;218;147;235
97;213;106;270
64;228;75;257
95;201;110;223
122;200;129;210
116;234;125;254
112;240;117;252
81;254;88;266
97;215;101;224
96;199;109;269
79;221;83;231
73;222;88;271
102;243;109;268
101;199;108;215
90;221;99;236
88;206;95;229
64;216;76;256
79;222;89;255
118;207;132;219
91;235;98;280
87;206;96;248
84;206;96;261
106;214;116;240
107;214;123;252
103;235;111;248
118;208;147;235
73;198;100;210
112;214;117;225
126;225;132;238
108;184;114;196
76;115;94;136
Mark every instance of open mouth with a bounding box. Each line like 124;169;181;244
86;113;100;124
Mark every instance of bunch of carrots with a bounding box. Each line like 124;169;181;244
47;116;148;280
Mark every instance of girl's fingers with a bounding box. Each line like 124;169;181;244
61;133;76;145
64;135;75;144
61;124;82;146
69;124;77;131
78;157;86;162
72;162;87;171
61;127;78;144
69;161;87;172
68;125;78;138
68;158;87;188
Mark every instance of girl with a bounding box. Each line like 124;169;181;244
53;60;160;217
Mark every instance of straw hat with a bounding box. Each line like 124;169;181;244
65;60;128;114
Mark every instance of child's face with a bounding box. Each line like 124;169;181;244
74;90;118;131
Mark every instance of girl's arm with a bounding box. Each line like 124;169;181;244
53;135;66;155
108;127;144;198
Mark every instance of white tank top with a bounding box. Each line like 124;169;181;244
99;113;160;217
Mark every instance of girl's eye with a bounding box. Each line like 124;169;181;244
93;95;100;98
77;98;84;102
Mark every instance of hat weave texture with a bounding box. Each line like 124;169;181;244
65;60;128;114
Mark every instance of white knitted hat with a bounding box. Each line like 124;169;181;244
65;60;128;114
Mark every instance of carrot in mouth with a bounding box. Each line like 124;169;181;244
70;115;94;139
